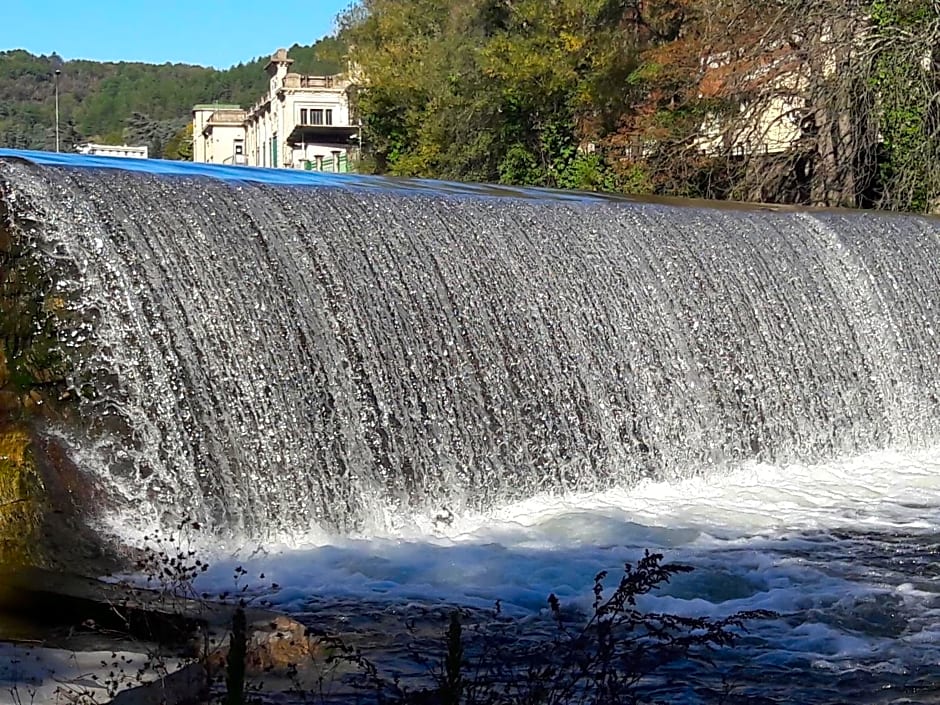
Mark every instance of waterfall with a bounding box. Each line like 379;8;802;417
3;151;940;536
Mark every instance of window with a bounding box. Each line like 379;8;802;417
300;107;333;126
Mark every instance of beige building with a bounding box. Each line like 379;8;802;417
694;49;808;157
192;48;358;172
192;105;247;165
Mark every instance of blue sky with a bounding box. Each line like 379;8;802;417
1;0;353;68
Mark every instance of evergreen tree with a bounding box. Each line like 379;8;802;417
0;36;346;153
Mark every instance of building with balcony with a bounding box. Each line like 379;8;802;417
192;48;358;172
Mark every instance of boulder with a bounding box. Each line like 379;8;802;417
246;614;322;673
0;422;115;572
0;425;43;567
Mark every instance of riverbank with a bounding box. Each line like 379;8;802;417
0;567;327;704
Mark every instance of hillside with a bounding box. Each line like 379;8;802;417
0;37;344;159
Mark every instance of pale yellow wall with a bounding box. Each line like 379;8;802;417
192;109;212;162
285;87;351;128
696;94;803;156
194;50;355;170
203;123;246;164
244;72;353;169
246;102;277;168
695;51;808;157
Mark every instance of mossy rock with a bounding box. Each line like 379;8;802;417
0;425;44;566
0;422;116;574
1;200;71;399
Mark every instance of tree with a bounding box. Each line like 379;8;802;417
868;0;940;211
163;123;194;161
611;0;940;212
343;0;644;188
122;111;187;157
0;36;347;153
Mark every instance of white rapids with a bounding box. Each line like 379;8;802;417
165;447;940;703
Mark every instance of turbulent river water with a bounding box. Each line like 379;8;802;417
2;149;939;703
177;448;940;704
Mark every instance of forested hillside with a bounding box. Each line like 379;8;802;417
0;37;344;158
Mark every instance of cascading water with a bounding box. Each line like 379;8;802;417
5;150;940;703
2;151;940;538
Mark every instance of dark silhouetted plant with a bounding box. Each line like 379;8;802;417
311;551;773;705
225;602;248;705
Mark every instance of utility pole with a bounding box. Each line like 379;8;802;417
54;68;61;152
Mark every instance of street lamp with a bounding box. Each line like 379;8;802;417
54;69;61;152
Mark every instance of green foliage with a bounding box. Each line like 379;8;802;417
0;37;346;155
344;0;636;188
617;163;653;195
0;426;43;567
122;111;186;159
347;0;939;210
559;152;619;192
286;37;346;75
163;123;194;160
498;144;541;185
867;0;938;211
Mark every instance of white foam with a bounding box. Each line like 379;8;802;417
106;446;940;680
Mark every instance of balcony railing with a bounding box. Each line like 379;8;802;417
300;75;335;88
